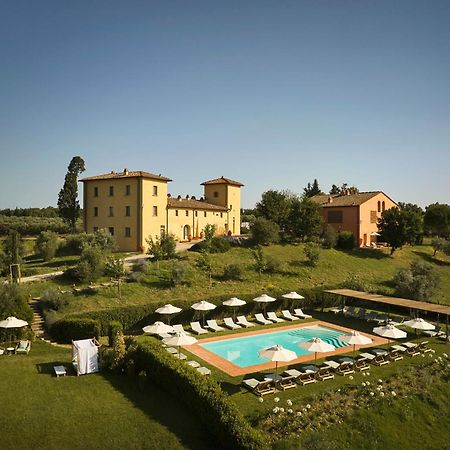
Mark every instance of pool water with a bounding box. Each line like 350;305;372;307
199;325;349;368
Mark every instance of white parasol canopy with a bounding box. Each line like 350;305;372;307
370;232;381;236
163;332;198;357
142;321;174;335
299;337;335;362
259;344;297;374
0;316;28;328
338;331;372;357
373;324;407;341
155;304;182;324
223;297;246;320
253;294;276;313
282;292;304;300
191;301;216;325
403;318;434;331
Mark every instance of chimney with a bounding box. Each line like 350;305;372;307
177;195;182;200
191;195;196;200
328;196;333;204
123;168;129;175
167;193;171;198
185;195;190;200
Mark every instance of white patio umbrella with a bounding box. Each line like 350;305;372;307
258;344;297;375
282;291;305;311
338;331;372;357
299;338;335;362
142;321;174;335
0;316;29;344
155;304;182;324
253;294;276;314
191;301;216;326
373;324;407;344
163;332;198;357
223;297;246;320
370;232;381;236
404;318;435;337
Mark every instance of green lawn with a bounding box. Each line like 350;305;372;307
0;342;211;450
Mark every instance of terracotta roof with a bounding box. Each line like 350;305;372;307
167;197;228;211
81;169;172;182
311;191;382;208
201;176;244;187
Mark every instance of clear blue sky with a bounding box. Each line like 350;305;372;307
1;0;449;209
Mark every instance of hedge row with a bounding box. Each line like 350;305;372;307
50;318;101;343
128;340;268;450
51;287;338;340
0;215;69;236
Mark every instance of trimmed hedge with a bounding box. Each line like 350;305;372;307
128;340;268;450
108;320;123;347
50;318;101;343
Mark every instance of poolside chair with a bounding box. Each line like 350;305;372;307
223;317;241;330
298;372;317;385
267;312;285;323
15;340;31;355
190;322;208;335
344;306;356;317
387;349;403;362
373;313;389;324
423;326;443;338
187;360;201;368
255;313;272;325
365;311;378;322
323;360;340;371
354;359;370;371
206;320;225;332
0;347;4;356
315;366;335;381
236;316;255;328
281;310;299;321
173;324;192;335
293;308;312;319
173;352;187;360
277;375;297;390
356;308;367;320
165;347;178;354
416;341;432;353
336;361;355;376
157;332;173;339
371;354;390;366
242;378;276;396
405;344;421;357
197;366;211;376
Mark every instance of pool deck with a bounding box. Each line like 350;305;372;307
186;320;388;377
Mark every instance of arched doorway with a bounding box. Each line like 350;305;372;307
183;224;191;241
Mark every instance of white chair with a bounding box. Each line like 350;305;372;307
197;366;211;376
293;308;312;319
223;317;241;330
236;316;255;328
267;312;285;323
206;319;225;332
255;313;272;325
190;322;208;335
173;324;192;335
281;310;299;321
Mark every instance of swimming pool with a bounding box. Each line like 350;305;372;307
199;325;349;368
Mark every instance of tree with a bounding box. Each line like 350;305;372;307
196;251;213;287
88;229;117;252
203;224;216;242
287;198;322;241
146;233;177;267
304;242;320;267
57;156;85;232
35;231;59;261
377;208;409;255
322;225;338;249
303;179;323;198
160;233;177;259
424;203;450;237
105;257;125;299
256;190;293;229
74;247;105;282
252;246;267;281
329;184;340;195
393;261;439;301
402;208;424;245
0;284;32;341
3;229;24;282
250;218;280;245
431;237;446;257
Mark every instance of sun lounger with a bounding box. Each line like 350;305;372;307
387;317;404;326
187;360;200;368
416;341;432;353
315;366;335;381
236;315;255;328
165;347;178;354
157;332;173;339
242;378;276;396
371;354;390;366
323;360;340;370
223;317;241;330
281;310;299;321
293;308;312;319
190;321;208;335
197;366;211;376
391;345;407;352
405;345;420;357
277;375;297;390
336;361;355;376
173;352;187;360
387;349;403;361
267;312;285;323
15;340;31;355
356;308;367;319
173;324;192;335
255;313;272;325
298;372;317;385
370;348;388;356
283;369;302;377
330;306;346;314
423;326;443;338
354;359;370;371
373;314;388;324
344;306;357;317
365;311;378;322
206;320;225;332
358;352;376;361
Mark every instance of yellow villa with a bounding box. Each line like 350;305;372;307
81;169;243;252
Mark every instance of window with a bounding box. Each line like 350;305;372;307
94;207;98;217
220;212;223;218
160;225;165;236
108;227;115;236
230;204;232;210
175;209;178;217
233;217;236;234
370;211;377;223
382;201;385;212
204;211;207;217
377;201;381;212
153;206;158;217
125;185;131;196
93;226;98;232
94;187;98;197
108;206;114;217
327;210;343;224
109;186;114;196
125;206;131;217
186;210;189;216
125;227;131;237
214;191;219;198
153;185;158;196
195;211;198;217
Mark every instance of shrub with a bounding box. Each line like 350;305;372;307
265;256;282;273
128;341;268;450
146;233;177;262
169;262;188;287
393;261;440;300
342;274;370;292
304;243;320;267
50;318;101;343
40;289;70;311
58;233;86;255
337;231;355;250
73;247;105;282
190;237;231;254
108;320;124;347
34;231;59;261
322;225;338;249
250;218;280;245
223;264;242;280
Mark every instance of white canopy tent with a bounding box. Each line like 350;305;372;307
72;338;101;376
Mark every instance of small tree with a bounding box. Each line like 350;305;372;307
88;229;117;252
377;208;408;254
256;190;293;230
337;231;355;250
204;224;216;243
288;198;322;241
252;246;267;281
3;229;24;282
223;264;242;281
303;179;323;198
161;233;177;259
169;262;188;287
196;251;213;287
35;231;59;261
57;156;85;232
105;257;125;299
431;237;446;257
250;218;280;245
329;184;340;195
146;236;165;269
322;225;338;249
304;242;320;267
75;247;105;282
